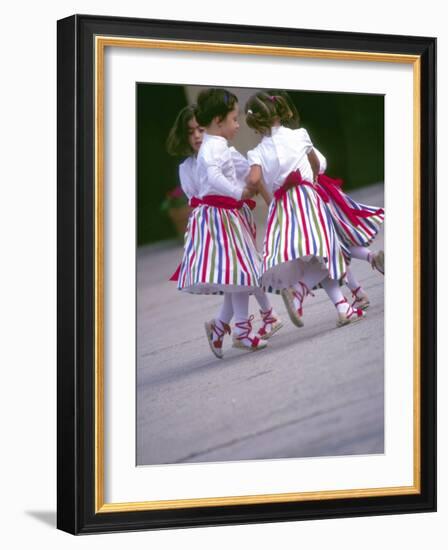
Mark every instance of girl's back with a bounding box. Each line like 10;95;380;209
248;126;315;193
196;132;245;200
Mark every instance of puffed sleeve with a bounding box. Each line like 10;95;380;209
247;145;262;166
298;127;314;154
178;160;196;200
229;146;250;180
204;141;242;200
314;148;327;174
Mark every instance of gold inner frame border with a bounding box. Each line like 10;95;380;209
94;36;421;513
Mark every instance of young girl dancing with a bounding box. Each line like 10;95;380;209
174;89;284;358
266;90;385;312
245;91;365;328
166;104;283;348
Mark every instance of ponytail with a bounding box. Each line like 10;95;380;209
271;94;293;124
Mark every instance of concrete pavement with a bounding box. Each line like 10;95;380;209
136;183;384;465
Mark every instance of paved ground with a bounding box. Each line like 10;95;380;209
136;183;384;465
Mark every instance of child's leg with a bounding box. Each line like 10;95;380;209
350;246;371;262
350;245;384;275
231;291;249;323
232;292;267;351
217;293;233;324
281;260;327;328
253;288;271;312
346;267;370;310
320;276;365;327
205;293;232;359
299;261;328;290
253;288;283;340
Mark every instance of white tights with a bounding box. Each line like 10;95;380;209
350;245;371;262
291;260;349;314
217;289;272;325
345;246;373;292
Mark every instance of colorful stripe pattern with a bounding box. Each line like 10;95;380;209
316;182;385;247
178;204;261;294
262;185;348;289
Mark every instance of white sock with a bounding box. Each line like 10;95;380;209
350;246;371;262
320;277;348;314
232;293;257;345
231;292;250;326
217;293;233;325
346;267;363;293
291;261;327;309
253;288;272;313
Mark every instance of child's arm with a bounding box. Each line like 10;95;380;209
229;146;251;181
206;164;243;199
205;144;244;200
307;148;320;183
245;165;262;190
257;180;272;206
314;148;327;174
245;165;272;206
178;162;195;200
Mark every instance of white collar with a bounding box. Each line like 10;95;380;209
203;132;228;144
270;125;285;135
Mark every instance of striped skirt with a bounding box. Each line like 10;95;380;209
315;176;384;248
177;203;261;294
262;184;349;291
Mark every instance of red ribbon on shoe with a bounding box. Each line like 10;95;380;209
190;194;256;210
274;170;384;227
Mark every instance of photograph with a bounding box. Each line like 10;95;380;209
56;13;436;534
136;83;385;466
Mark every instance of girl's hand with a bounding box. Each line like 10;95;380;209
246;179;260;194
246;165;262;187
241;186;255;200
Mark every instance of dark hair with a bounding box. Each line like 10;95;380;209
267;89;300;129
166;105;198;157
245;91;294;135
195;88;238;127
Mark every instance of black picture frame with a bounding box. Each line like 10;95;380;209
57;14;436;535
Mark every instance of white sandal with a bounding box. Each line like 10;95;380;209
257;308;284;340
232;316;268;352
351;286;370;310
335;298;366;327
204;319;231;359
369;250;384;275
281;282;313;328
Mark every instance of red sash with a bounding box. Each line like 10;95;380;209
170;195;256;282
274;171;384;227
190;194;256;210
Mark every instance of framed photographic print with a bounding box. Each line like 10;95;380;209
57;14;436;534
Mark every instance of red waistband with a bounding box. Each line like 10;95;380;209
273;170;315;201
190;195;256;210
274;171;383;227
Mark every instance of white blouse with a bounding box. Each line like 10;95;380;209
196;133;249;200
178;156;199;200
247;126;326;194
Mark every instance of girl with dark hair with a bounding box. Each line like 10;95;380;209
245;91;366;328
166;104;204;201
173;89;281;357
167;103;283;354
